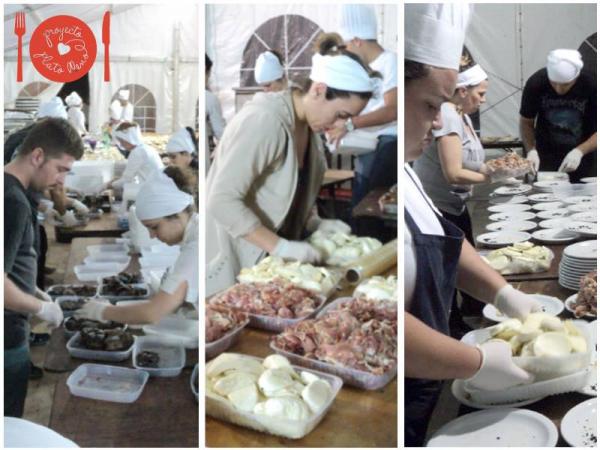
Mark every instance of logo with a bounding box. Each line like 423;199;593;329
29;15;97;83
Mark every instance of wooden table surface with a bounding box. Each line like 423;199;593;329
45;237;199;447
322;169;354;187
54;212;125;243
352;188;396;221
206;271;398;447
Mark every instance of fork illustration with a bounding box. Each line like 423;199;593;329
14;11;26;82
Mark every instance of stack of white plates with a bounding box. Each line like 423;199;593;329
533;180;570;192
559;240;598;291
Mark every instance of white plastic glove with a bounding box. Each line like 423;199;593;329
34;301;63;329
34;287;52;303
71;199;89;214
74;300;110;323
60;210;79;227
272;238;323;264
45;209;60;224
465;340;534;391
493;284;543;320
526;149;540;172
558;148;583;173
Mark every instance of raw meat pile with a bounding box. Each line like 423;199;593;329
209;281;323;320
486;152;532;172
575;271;597;317
205;305;248;343
272;298;397;374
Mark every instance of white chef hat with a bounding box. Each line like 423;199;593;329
405;3;472;70
118;89;130;101
114;123;144;147
135;171;193;221
254;51;285;85
310;53;379;93
37;97;67;120
166;128;196;154
65;91;82;107
546;49;583;83
456;64;488;87
339;4;378;42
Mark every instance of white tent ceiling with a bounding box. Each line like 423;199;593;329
4;3;199;134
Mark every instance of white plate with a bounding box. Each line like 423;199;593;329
539;218;572;229
532;201;565;211
559;278;582;291
565;222;597;236
489;195;529;205
581;177;597;184
534;180;571;190
489;211;536;222
494;185;533;196
501;177;523;186
560;398;597;447
486;220;537;232
562;195;596;205
564;240;598;259
488;203;532;213
536;208;571;220
451;380;544;409
565;294;597;318
483;294;564;322
4;417;79;448
476;231;531;248
532;228;579;244
427;408;558;447
569;203;597;213
528;193;559;202
571;211;598;223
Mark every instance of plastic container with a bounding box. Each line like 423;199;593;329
84;254;130;265
56;296;89;318
87;243;129;255
143;316;199;349
74;264;122;282
205;317;250;360
132;336;186;377
66;332;134;362
66;363;148;403
245;295;327;332
97;282;151;302
139;253;179;269
46;284;97;299
191;364;199;402
206;354;344;439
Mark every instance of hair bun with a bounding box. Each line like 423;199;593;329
315;32;345;56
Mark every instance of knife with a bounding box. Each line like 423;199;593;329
102;11;110;81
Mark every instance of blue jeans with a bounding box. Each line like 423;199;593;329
4;342;31;417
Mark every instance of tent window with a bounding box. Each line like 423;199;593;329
112;84;157;132
239;14;323;87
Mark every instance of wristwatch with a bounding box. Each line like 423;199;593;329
344;117;355;132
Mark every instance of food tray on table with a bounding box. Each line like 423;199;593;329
191;364;199;402
47;284;97;299
66;363;148;403
205;316;250;360
97;282;151;302
270;297;397;390
56;296;89;318
62;316;125;339
143;316;199;349
205;354;343;440
66;332;134;362
132;336;186;377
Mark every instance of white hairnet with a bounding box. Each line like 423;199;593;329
339;4;378;42
456;64;488;87
118;89;130;101
37;97;67;120
65;91;83;107
135;171;193;221
310;53;379;93
166;128;196;154
254;52;285;85
114;124;144;147
547;49;583;83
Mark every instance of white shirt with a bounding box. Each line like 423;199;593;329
205;90;226;140
161;213;199;304
110;100;134;122
404;164;445;310
360;50;397;138
113;144;164;189
67;107;87;136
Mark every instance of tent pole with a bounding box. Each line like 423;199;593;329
172;22;181;132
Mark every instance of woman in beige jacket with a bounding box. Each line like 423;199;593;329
206;34;381;295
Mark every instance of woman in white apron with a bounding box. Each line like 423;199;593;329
76;171;198;324
206;33;378;296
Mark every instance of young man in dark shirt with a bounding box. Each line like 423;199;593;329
520;49;597;182
4;117;84;417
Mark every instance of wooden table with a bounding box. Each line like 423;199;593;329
54;212;125;243
45;237;199;447
352;188;396;222
206;272;398;447
322;169;354;188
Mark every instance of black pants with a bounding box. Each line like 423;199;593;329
440;208;483;317
4;342;30;417
405;378;444;446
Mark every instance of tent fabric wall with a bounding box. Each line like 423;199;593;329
206;4;397;122
466;3;596;137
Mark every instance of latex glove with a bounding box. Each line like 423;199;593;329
465;340;534;391
71;199;89;214
558;148;583;173
272;238;323;264
45;209;60;224
493;284;543;320
34;287;52;303
60;210;79;227
74;300;110;323
526;149;540;172
34;301;63;329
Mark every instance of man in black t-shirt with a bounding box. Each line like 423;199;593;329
520;49;596;182
4;118;83;417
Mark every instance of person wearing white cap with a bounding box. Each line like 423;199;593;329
206;33;380;296
328;4;398;217
254;50;288;92
76;171;198;324
404;5;539;446
65;91;87;136
109;89;134;123
165;127;198;170
105;122;164;190
520;49;596;181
